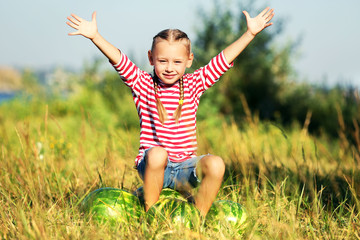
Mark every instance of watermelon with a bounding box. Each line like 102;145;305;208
159;188;189;201
80;187;143;225
134;187;194;204
205;200;247;233
147;198;200;229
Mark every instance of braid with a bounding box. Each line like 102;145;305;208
173;77;184;124
154;76;168;124
154;75;184;124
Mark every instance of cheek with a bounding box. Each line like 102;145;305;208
153;65;164;76
158;64;166;70
177;65;187;73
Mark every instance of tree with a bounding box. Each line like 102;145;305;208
192;0;296;124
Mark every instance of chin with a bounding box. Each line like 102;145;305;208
160;76;180;84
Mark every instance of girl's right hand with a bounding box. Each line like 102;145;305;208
67;12;98;40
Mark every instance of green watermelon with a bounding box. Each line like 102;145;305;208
147;198;200;229
134;187;194;204
80;187;143;225
205;200;247;233
159;188;188;201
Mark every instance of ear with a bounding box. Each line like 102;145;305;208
186;53;194;68
148;50;154;66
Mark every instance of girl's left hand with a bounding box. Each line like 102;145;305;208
243;7;274;36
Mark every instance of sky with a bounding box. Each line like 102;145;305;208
0;0;359;87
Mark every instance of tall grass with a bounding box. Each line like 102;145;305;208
0;87;359;239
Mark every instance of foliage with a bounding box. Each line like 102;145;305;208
192;0;360;145
193;0;292;123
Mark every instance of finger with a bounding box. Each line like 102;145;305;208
67;16;79;26
68;31;80;36
264;9;274;20
264;22;273;28
242;10;251;20
260;7;270;17
66;21;79;30
70;13;83;23
265;12;275;22
92;11;97;22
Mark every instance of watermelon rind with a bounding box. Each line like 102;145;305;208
134;187;193;204
147;198;200;229
80;187;143;225
205;200;247;234
159;188;188;201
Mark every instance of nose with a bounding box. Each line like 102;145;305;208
165;63;173;72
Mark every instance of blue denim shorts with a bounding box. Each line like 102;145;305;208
137;149;207;190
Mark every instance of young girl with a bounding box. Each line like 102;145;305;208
67;7;274;216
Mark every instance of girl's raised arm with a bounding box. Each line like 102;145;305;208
223;7;274;64
67;12;121;65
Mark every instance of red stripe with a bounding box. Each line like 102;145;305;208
140;134;196;144
210;58;222;77
218;54;228;73
141;126;196;136
140;137;196;149
115;53;126;69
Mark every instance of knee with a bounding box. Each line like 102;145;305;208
201;155;225;179
146;146;168;170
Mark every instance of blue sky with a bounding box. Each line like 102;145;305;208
0;0;359;87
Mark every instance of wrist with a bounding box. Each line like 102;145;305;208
245;30;256;38
91;32;101;42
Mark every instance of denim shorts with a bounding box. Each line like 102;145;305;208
137;149;207;190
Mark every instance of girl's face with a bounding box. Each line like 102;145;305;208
148;40;193;84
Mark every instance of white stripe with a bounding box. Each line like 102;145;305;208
141;121;196;134
140;140;197;150
140;128;197;140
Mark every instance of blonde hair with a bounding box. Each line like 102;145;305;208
152;29;191;124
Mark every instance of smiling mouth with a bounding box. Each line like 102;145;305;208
163;74;176;79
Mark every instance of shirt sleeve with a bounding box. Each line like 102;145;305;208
112;51;143;96
191;51;234;98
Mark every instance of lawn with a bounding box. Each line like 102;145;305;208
0;92;359;239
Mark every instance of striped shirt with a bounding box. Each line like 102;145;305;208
113;51;233;165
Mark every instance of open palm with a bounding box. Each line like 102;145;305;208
243;7;274;36
67;12;98;40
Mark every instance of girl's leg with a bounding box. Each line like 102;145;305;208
195;155;225;216
144;146;168;211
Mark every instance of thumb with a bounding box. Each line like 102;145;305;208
242;10;250;20
92;11;97;22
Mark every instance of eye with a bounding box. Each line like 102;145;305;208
175;61;183;64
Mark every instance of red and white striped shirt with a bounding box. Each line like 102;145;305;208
113;51;233;166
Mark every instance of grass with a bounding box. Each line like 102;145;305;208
0;91;359;239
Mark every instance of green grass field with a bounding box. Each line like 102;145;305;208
0;91;359;239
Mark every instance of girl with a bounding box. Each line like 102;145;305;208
67;7;274;216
